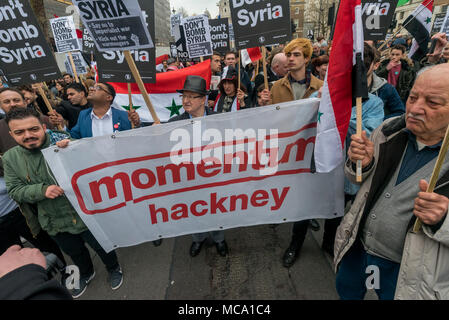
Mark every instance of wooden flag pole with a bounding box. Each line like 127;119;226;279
37;84;62;131
68;52;80;83
41;82;57;107
262;46;269;90
123;50;160;124
127;82;135;129
356;97;363;183
238;50;241;90
413;125;449;232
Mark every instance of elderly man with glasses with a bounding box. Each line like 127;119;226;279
168;75;229;257
69;82;140;139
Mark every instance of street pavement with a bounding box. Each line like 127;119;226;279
72;220;377;300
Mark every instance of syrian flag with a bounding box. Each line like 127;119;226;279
404;0;433;61
241;47;262;67
314;0;365;173
156;54;170;71
110;60;211;123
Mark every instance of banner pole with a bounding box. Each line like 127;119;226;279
37;84;62;131
238;50;241;90
68;52;80;83
127;82;135;129
262;46;269;90
124;50;160;124
356;97;363;182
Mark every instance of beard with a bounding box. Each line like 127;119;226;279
21;136;44;151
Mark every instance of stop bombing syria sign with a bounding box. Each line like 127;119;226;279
50;16;81;53
0;0;61;85
230;0;291;50
182;15;213;59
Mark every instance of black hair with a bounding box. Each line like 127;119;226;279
363;42;376;71
5;106;42;126
0;87;25;99
100;82;116;102
391;44;406;54
66;83;87;97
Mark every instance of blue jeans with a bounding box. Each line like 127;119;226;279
336;240;400;300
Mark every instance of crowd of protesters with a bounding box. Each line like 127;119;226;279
0;30;449;300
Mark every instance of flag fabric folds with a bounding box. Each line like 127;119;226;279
110;60;211;123
241;47;262;67
314;0;364;173
405;0;434;61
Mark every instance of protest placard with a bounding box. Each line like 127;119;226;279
229;0;291;50
174;24;190;62
0;0;61;85
182;15;213;59
436;9;449;36
73;0;153;52
361;0;398;41
170;13;182;37
82;28;95;53
43;99;344;252
50;15;80;53
209;19;231;54
95;0;156;83
65;51;88;76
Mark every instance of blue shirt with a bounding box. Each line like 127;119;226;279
396;130;442;186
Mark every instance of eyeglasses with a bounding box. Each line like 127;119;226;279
93;85;112;96
181;95;203;101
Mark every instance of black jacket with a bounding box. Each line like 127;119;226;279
56;101;92;130
376;59;416;104
168;107;215;122
0;264;72;300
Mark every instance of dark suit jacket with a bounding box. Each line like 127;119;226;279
168;107;215;122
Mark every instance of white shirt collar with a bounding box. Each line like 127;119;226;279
91;107;112;120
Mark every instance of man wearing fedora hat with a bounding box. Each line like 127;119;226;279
168;76;229;257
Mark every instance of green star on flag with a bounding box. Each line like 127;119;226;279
425;17;431;24
318;112;324;123
122;105;142;111
166;99;183;117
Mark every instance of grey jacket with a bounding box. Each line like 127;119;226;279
334;116;449;300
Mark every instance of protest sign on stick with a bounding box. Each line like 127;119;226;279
0;0;61;85
229;0;291;50
36;85;62;131
68;52;80;83
94;0;156;84
50;16;80;53
209;19;231;54
361;0;398;41
73;0;153;52
182;15;213;59
124;50;160;123
262;47;269;90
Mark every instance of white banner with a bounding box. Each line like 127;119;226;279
64;51;88;76
43;99;344;252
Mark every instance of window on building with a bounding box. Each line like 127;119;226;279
399;12;404;20
295;7;300;14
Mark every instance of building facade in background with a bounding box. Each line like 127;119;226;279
291;0;306;38
217;0;231;20
155;0;171;46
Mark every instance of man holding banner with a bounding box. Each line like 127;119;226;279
168;76;229;257
3;107;124;298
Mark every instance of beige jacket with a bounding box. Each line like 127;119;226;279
334;116;449;300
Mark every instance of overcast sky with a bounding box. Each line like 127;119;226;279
169;0;219;17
